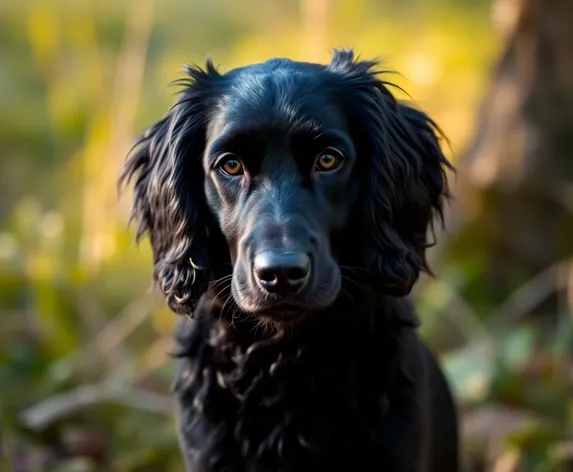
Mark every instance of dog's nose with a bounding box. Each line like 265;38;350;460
253;251;311;295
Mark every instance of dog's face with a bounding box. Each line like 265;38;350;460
120;49;450;326
203;64;359;322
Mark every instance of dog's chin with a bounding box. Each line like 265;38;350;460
232;288;341;328
255;303;311;327
232;297;316;327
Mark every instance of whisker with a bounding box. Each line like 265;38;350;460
341;274;363;290
211;274;233;289
222;298;235;328
340;287;355;307
230;305;242;329
219;288;236;319
340;265;372;275
208;281;233;314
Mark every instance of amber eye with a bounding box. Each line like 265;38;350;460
220;155;244;176
315;150;343;172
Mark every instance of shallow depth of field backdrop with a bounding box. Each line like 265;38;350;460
2;0;573;471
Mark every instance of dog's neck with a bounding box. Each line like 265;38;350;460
175;284;418;355
172;290;419;470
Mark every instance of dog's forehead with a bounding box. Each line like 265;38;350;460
212;61;342;132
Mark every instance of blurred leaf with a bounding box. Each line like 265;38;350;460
442;341;494;404
499;324;536;370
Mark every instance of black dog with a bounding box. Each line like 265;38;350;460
120;48;459;472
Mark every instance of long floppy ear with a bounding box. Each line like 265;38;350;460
119;62;221;315
330;49;452;296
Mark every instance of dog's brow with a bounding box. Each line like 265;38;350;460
205;125;254;165
206;135;233;164
295;128;356;158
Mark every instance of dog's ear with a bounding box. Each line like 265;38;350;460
329;49;452;296
119;62;221;315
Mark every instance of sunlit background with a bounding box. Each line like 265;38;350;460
2;0;572;470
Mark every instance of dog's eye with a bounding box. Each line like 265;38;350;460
315;150;343;172
219;154;244;176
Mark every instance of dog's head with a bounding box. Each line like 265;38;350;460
120;49;451;325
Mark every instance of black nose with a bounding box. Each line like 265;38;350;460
253;251;311;295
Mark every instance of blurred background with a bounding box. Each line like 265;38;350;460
1;0;572;470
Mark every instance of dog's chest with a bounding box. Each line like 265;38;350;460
174;317;421;471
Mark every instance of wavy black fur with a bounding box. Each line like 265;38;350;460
119;49;458;471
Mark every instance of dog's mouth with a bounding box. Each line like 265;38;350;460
231;261;341;325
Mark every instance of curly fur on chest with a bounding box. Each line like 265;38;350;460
173;294;420;472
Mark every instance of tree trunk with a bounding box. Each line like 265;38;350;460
447;0;573;318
